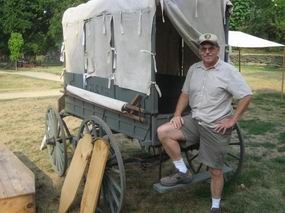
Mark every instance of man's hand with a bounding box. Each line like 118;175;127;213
215;95;251;134
214;116;236;134
170;116;184;129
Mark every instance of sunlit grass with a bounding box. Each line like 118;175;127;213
237;64;285;93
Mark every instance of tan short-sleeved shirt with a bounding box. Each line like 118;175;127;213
182;59;252;127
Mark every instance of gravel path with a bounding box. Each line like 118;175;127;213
0;71;63;82
0;71;63;100
0;89;62;100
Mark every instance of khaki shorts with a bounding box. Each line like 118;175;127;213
180;114;231;169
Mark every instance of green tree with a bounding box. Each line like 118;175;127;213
48;0;86;49
230;0;251;31
8;32;24;70
0;0;86;58
230;0;285;42
248;0;285;42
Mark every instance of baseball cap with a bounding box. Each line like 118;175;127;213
198;33;219;47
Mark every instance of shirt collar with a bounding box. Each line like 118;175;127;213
197;58;221;71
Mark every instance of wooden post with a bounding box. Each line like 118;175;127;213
238;48;241;72
281;47;285;101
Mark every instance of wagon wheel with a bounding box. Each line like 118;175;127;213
45;107;67;177
183;123;244;181
77;116;126;213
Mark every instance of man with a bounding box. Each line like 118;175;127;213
157;33;252;213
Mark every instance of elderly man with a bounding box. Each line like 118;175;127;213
157;33;252;213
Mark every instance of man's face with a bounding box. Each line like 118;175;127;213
199;43;220;67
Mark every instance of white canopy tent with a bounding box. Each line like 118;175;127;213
229;31;284;48
228;31;285;99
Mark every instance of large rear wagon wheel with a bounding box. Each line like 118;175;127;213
224;123;245;181
77;116;126;213
45;107;67;176
183;123;245;181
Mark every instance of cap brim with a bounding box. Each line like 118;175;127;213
199;40;219;46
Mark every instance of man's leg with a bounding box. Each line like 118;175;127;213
157;123;192;186
209;168;224;211
157;122;185;161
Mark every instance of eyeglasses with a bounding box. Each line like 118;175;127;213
199;46;217;52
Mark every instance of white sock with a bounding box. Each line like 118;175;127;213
211;198;221;209
173;159;188;173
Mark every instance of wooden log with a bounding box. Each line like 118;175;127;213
58;134;93;213
0;144;35;212
80;139;109;213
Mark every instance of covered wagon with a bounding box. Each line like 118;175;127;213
44;0;244;212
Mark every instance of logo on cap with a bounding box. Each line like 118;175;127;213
204;34;211;40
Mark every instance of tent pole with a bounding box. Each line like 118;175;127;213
239;48;241;72
281;47;285;101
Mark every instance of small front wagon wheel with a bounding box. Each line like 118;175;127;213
77;116;126;213
45;107;67;176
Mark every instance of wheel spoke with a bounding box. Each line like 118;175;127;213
229;142;241;146
109;168;121;175
227;153;240;160
105;174;121;193
106;176;120;207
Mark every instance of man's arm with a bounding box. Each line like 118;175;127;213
215;95;252;134
170;92;189;129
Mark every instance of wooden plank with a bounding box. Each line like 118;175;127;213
0;194;35;213
58;134;93;213
0;144;35;199
80;139;109;213
153;165;233;193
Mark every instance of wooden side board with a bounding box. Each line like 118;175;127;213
0;194;35;213
0;144;35;212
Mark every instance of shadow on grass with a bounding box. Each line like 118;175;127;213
239;119;276;135
15;152;60;212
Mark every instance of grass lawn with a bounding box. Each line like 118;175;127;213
237;64;284;94
0;64;284;212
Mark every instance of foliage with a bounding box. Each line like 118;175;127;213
230;0;285;43
230;0;251;31
8;32;24;63
0;0;85;57
0;0;284;58
48;0;86;49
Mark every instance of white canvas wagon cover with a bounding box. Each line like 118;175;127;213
62;0;231;94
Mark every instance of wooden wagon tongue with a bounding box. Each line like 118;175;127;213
59;134;109;213
66;85;145;122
